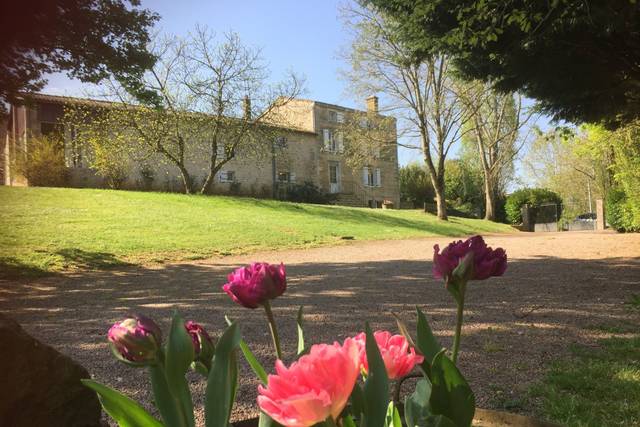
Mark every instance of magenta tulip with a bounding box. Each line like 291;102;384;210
108;314;162;366
185;321;215;366
433;235;507;282
222;262;287;309
257;339;360;427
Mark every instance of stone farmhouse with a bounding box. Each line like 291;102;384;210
2;93;400;208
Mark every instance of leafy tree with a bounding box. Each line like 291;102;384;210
365;0;640;128
523;127;611;221
460;83;533;220
341;4;475;220
399;163;434;208
65;29;302;194
0;0;158;111
443;159;483;216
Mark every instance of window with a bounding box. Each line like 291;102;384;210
329;110;345;124
322;129;343;153
275;136;288;149
218;171;235;183
362;167;381;187
329;163;339;184
278;171;296;183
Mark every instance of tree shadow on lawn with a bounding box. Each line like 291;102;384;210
0;255;638;421
0;249;130;280
249;199;502;236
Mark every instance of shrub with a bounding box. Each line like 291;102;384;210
285;181;336;204
15;135;69;187
606;187;640;232
505;188;563;225
399;163;434;208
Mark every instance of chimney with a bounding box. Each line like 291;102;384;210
366;95;379;114
243;96;251;119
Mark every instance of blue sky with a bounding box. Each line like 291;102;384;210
44;0;550;172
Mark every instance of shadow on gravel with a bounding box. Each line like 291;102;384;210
0;255;638;419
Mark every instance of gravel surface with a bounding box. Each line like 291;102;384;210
1;231;639;425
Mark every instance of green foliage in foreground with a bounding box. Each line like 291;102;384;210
531;334;640;427
0;186;514;277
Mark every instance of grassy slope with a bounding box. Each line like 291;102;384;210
0;186;514;277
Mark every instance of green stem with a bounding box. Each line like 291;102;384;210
150;361;189;427
263;300;283;359
451;287;466;365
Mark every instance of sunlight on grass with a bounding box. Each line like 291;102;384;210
0;186;514;277
530;335;640;427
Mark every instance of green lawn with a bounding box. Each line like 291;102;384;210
530;334;640;427
0;186;514;277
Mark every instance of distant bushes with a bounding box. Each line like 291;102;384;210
505;188;563;225
15;135;69;187
606;187;640;232
284;181;337;204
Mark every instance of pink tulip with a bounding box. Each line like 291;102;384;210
433;235;507;282
354;330;424;379
257;339;360;427
108;314;162;366
222;262;287;309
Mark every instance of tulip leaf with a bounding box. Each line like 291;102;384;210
165;312;195;427
404;378;432;427
362;323;389;427
150;365;188;427
81;379;164;427
225;316;268;384
191;361;209;377
415;307;444;379
429;350;475;427
349;382;365;420
385;402;402;427
392;312;417;350
205;321;240;427
297;305;305;355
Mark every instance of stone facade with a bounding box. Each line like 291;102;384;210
3;93;400;207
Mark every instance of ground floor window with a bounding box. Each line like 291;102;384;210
218;171;236;182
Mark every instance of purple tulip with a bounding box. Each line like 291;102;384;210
433;235;507;282
222;262;287;309
185;321;215;365
108;314;162;365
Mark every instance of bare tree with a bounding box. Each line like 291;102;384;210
461;83;535;220
341;4;474;220
66;28;303;194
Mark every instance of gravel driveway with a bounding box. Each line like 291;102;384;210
1;231;639;424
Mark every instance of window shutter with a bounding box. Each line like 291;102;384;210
336;132;344;153
362;167;369;185
323;129;331;150
290;173;296;183
375;168;381;187
337;112;344;123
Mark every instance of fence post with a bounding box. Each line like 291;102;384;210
596;199;606;231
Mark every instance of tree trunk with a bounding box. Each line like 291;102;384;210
434;180;448;220
200;170;215;195
177;166;194;194
484;176;495;221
